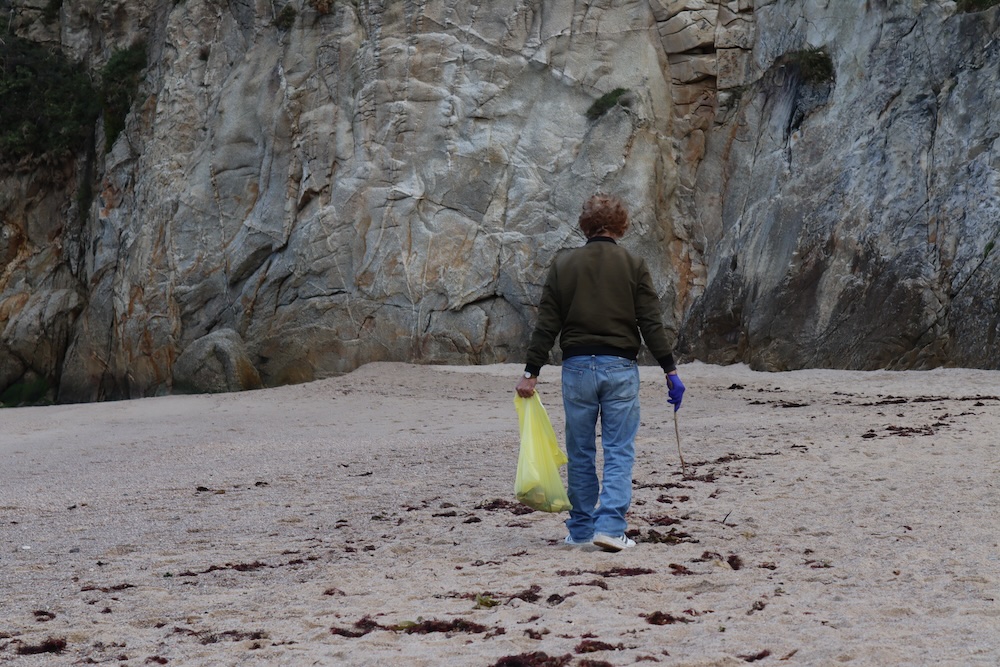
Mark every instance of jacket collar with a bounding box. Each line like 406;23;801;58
586;236;617;244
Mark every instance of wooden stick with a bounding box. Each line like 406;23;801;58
673;409;687;477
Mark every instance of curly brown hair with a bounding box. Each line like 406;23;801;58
579;193;629;238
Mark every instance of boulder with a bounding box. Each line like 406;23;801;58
172;329;262;394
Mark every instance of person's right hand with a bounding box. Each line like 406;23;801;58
516;376;537;398
666;373;685;411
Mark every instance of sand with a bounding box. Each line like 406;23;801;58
1;361;999;666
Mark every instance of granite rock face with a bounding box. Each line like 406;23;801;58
1;0;998;402
679;0;1000;371
5;0;680;400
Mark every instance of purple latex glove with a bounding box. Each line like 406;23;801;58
666;373;685;411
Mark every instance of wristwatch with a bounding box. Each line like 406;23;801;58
523;371;535;379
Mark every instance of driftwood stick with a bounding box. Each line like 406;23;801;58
673;410;687;477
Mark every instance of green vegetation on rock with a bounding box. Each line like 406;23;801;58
99;43;148;152
784;47;835;84
0;376;52;407
275;5;297;29
956;0;1000;12
0;32;100;164
42;0;63;24
586;87;630;120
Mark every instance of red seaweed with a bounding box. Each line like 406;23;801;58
575;639;624;653
15;637;67;655
490;652;573;667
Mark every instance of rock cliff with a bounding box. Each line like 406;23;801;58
679;0;1000;371
0;0;998;403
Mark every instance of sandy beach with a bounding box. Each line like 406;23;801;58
2;361;999;666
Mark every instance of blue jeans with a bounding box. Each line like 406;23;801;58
561;355;640;540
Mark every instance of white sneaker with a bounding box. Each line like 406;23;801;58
564;535;593;546
593;533;636;552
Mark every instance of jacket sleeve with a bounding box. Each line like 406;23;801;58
635;259;676;373
524;263;563;376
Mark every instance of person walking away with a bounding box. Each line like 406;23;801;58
515;193;685;553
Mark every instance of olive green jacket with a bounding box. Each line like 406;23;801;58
524;237;676;376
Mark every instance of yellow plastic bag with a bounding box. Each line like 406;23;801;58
513;393;571;513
